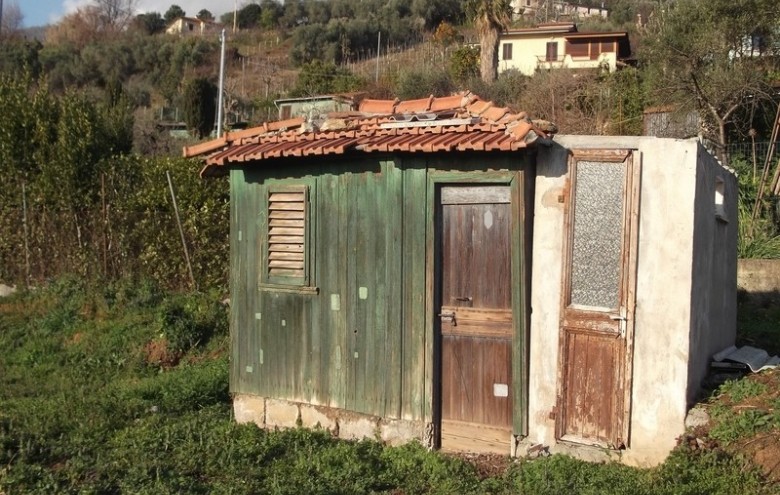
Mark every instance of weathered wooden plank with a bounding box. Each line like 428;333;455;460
269;192;305;202
269;260;304;269
401;164;428;421
268;227;304;236
229;170;241;394
269;203;305;211
268;219;305;228
441;185;511;204
268;235;305;244
345;169;360;412
269;210;305;219
269;268;305;277
313;169;347;408
269;243;304;253
383;160;404;419
440;420;511;455
512;166;531;436
269;251;305;261
363;167;386;416
237;171;262;396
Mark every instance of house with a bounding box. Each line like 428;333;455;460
643;106;701;139
165;16;222;37
274;94;361;121
498;23;631;76
183;91;737;466
511;0;609;21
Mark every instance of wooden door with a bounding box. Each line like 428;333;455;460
438;185;513;454
557;150;639;449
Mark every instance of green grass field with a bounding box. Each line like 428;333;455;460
0;278;777;494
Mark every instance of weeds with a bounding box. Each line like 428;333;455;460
0;279;777;493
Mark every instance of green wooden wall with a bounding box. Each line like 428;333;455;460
229;153;531;426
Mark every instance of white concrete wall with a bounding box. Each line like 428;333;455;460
686;145;738;403
498;39;619;76
529;137;732;466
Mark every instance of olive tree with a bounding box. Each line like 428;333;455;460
641;0;780;160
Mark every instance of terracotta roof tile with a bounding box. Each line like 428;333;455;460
481;106;511;122
395;96;433;113
359;98;398;114
183;90;556;177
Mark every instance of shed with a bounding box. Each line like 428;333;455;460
184;91;737;466
274;94;361;121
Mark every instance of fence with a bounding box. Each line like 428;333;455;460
725;141;778;166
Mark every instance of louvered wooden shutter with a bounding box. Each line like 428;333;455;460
267;186;307;284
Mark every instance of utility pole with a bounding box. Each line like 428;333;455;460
375;31;381;83
233;0;237;33
217;29;226;136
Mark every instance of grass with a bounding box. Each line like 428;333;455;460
0;278;777;494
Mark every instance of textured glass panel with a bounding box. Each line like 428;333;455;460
570;161;625;309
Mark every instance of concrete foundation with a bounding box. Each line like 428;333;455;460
233;394;425;445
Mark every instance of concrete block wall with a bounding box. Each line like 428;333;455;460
233;394;427;447
738;259;780;305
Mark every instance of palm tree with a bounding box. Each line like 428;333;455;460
465;0;513;84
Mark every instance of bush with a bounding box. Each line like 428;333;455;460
156;292;228;354
395;68;455;100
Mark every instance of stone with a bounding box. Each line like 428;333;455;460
300;404;337;432
338;415;379;441
265;398;299;428
0;284;16;297
233;395;266;427
685;406;710;429
379;419;422;446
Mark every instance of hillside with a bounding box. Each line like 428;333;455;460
0;280;778;493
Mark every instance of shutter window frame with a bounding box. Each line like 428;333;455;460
265;185;309;287
502;43;513;60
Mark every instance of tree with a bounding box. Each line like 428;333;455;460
1;1;23;36
259;0;283;28
181;77;217;138
290;60;364;97
164;4;185;24
465;0;512;84
93;0;138;31
133;11;166;34
411;0;463;30
196;9;214;21
641;0;780;161
236;3;261;29
280;0;305;29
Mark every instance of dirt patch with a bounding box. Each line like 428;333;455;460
735;432;780;483
68;332;85;345
450;452;512;479
685;369;780;485
143;338;181;368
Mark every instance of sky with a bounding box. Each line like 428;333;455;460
19;0;234;28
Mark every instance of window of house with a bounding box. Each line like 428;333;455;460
265;185;311;287
502;43;513;60
546;42;558;61
566;40;589;58
715;176;727;222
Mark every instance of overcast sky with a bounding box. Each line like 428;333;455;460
20;0;236;28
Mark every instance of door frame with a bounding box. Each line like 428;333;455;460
425;166;532;447
555;149;641;448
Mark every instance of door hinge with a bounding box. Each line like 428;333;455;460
548;405;557;420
